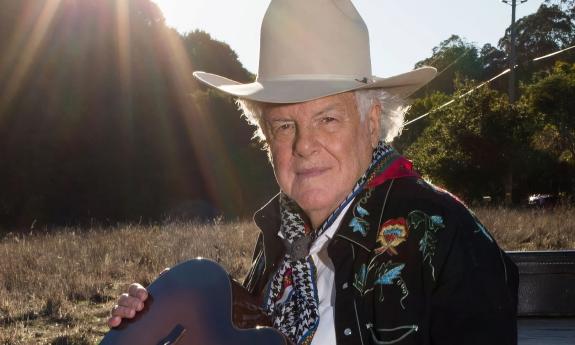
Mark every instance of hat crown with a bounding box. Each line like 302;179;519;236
258;0;372;81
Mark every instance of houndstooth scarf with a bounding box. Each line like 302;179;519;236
263;141;395;345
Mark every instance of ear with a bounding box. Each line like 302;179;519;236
367;102;382;148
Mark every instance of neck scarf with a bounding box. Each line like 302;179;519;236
263;141;397;345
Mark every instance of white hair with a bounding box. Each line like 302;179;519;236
236;89;409;149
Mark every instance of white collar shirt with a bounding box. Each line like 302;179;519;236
275;202;353;344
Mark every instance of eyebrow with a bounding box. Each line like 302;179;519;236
265;102;346;122
268;118;293;123
313;102;345;117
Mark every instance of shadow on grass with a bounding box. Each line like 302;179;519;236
51;334;91;345
0;310;40;326
0;298;76;327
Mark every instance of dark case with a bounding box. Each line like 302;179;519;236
508;250;575;317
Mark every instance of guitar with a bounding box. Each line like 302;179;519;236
99;259;289;345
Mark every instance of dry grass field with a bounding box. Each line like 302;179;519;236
0;206;574;344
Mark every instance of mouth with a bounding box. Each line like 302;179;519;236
296;167;330;179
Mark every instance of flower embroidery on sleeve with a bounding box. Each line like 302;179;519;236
407;210;445;281
416;179;495;243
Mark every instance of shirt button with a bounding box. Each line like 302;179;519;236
344;328;352;336
342;282;349;290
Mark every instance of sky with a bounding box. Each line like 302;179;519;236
152;0;545;77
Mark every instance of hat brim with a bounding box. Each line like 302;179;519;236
193;67;436;103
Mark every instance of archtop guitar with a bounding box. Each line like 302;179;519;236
99;259;288;345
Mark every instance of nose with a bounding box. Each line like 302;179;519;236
293;124;318;158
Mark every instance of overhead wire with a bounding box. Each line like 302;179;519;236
401;43;575;128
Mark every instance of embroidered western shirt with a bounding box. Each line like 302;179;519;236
244;175;518;345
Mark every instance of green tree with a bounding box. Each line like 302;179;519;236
414;35;483;95
498;4;575;64
478;43;510;92
523;62;575;174
0;0;274;228
546;0;575;21
393;92;451;153
184;30;253;83
404;83;538;203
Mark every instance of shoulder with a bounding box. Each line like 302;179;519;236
377;177;473;226
374;176;509;279
382;176;498;246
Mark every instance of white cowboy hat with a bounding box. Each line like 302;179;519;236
193;0;436;103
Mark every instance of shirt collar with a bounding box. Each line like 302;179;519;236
253;154;418;257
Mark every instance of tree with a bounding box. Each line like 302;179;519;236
184;30;253;84
498;4;575;64
546;0;575;21
522;62;575;196
398;1;575;204
404;83;540;203
414;35;483;95
478;43;509;92
393;91;451;153
0;0;274;228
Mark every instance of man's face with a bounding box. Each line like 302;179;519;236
263;92;381;228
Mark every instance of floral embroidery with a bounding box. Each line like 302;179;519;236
374;262;405;285
430;215;444;227
348;190;373;237
407;210;445;281
353;264;369;295
349;217;369;237
375;218;409;255
353;260;410;308
374;261;410;306
417;179;495;243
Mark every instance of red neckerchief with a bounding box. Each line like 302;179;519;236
367;156;420;189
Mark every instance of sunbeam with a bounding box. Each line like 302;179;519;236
157;28;246;215
115;0;132;112
0;0;62;119
114;0;135;153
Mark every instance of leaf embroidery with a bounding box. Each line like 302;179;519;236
349;217;368;236
407;210;445;281
373;261;410;306
356;205;369;217
353;264;369;294
348;190;373;237
431;215;444;227
417;180;494;243
375;263;405;285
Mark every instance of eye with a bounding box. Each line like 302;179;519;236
270;121;295;136
321;116;337;124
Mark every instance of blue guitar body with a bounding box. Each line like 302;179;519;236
100;259;287;345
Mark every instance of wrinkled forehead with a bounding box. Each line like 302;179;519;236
262;92;358;119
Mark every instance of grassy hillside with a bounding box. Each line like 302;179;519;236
1;207;574;344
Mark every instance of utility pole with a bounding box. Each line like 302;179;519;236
502;0;527;103
501;0;527;204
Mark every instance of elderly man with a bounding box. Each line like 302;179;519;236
108;1;518;344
